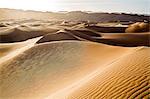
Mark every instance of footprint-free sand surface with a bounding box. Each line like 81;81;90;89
0;19;150;99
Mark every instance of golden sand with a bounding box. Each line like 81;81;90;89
0;19;149;99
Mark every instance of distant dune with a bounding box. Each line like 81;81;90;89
0;24;58;43
0;8;149;22
0;11;150;99
94;33;150;47
125;22;149;33
36;31;80;44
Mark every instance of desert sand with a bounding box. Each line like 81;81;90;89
0;10;150;99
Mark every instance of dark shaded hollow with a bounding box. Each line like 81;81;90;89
93;33;150;47
85;25;127;33
36;32;81;44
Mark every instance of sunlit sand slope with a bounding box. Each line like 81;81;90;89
0;41;137;99
0;37;41;65
65;47;150;99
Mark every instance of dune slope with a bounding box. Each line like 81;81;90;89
95;33;150;47
36;32;80;44
0;41;137;99
0;25;58;43
0;37;41;65
50;47;150;99
0;19;149;99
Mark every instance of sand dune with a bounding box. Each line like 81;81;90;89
125;22;149;33
36;29;102;44
36;28;150;47
0;37;41;65
0;24;58;43
0;18;150;99
66;47;150;99
95;33;150;47
0;8;149;22
36;31;80;44
0;41;140;99
0;42;25;58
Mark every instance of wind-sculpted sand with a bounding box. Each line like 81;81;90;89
0;24;58;43
67;47;150;99
125;22;149;33
0;41;139;99
0;37;41;65
0;19;150;99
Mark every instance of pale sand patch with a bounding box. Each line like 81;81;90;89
0;37;41;66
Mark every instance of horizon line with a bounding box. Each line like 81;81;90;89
1;7;149;16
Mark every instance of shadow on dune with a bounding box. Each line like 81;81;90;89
36;29;102;44
0;23;8;27
85;25;127;33
93;33;150;47
36;32;80;44
1;21;149;47
73;29;101;37
36;28;149;47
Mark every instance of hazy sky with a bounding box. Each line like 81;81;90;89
0;0;149;14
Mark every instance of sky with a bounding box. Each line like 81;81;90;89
0;0;149;14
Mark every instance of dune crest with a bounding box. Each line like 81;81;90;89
125;22;149;33
49;47;150;99
0;41;140;99
0;37;41;65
